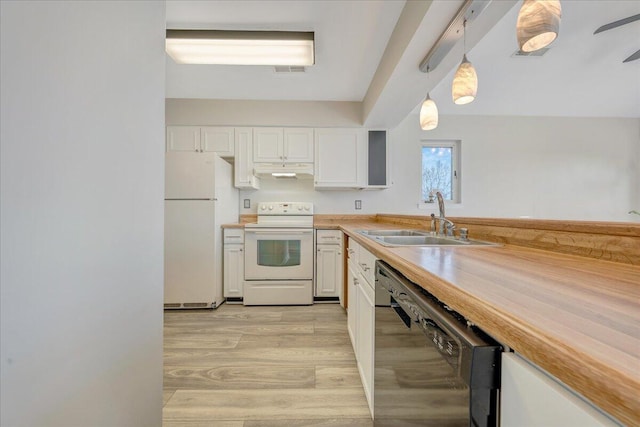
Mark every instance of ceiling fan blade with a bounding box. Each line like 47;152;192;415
623;49;640;63
594;14;640;34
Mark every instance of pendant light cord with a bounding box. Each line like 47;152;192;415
463;19;467;55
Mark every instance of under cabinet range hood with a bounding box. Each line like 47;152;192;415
253;163;314;179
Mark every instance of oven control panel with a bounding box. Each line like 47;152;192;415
257;202;313;215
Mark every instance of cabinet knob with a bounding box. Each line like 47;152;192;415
239;248;243;252
338;252;342;255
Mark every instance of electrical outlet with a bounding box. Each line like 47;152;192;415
243;199;251;209
355;200;362;210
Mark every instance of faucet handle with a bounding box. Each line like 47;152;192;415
446;222;455;237
459;228;469;241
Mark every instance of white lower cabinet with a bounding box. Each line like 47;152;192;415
501;352;620;427
315;230;343;300
223;229;244;299
347;238;376;416
355;270;374;411
347;260;358;352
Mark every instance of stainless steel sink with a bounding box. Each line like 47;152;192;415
358;229;430;237
357;230;498;247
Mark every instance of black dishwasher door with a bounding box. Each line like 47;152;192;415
374;261;500;427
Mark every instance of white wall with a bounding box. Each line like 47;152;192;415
1;2;165;426
166;98;362;127
238;114;639;222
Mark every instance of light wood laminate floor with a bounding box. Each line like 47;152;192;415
163;304;373;426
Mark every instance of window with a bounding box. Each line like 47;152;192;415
421;141;460;203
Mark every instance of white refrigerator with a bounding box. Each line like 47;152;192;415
164;152;238;309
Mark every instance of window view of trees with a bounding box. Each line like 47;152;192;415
422;146;452;201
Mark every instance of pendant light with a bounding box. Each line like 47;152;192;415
516;0;561;53
420;93;439;130
452;20;477;105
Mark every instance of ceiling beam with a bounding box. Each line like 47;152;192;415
362;0;517;129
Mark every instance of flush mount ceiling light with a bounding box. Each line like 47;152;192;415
452;21;477;105
420;93;439;131
165;30;315;66
516;0;561;53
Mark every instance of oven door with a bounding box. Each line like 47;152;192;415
244;228;314;280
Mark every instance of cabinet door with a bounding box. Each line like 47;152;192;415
167;126;201;152
356;272;375;412
501;353;618;427
253;127;283;162
314;128;366;188
224;245;244;298
202;127;235;157
347;261;358;353
234;128;260;189
315;245;343;298
283;128;314;163
368;130;389;187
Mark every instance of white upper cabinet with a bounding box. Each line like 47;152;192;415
253;128;283;162
253;127;314;164
167;126;235;158
201;127;235;157
284;128;314;163
314;128;367;188
234;127;260;190
166;126;200;152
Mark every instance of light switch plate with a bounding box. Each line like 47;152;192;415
244;199;251;209
355;200;362;210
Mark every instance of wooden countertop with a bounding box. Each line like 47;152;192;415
338;221;639;427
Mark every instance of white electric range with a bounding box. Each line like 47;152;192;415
243;202;314;305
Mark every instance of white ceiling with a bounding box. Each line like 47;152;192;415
429;0;640;117
166;0;640;122
165;0;405;101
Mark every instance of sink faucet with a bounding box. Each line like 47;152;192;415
435;191;455;236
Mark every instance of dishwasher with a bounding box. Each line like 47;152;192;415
374;260;501;427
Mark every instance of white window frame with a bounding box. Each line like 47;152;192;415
421;140;461;203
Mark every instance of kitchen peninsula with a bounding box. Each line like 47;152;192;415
345;216;638;426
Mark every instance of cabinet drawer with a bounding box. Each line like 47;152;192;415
359;247;377;288
317;229;342;244
224;228;244;243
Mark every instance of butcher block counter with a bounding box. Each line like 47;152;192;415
314;218;639;426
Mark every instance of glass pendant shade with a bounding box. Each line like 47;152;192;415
452;54;477;105
516;0;561;52
420;94;438;130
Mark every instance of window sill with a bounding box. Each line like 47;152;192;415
417;201;462;211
